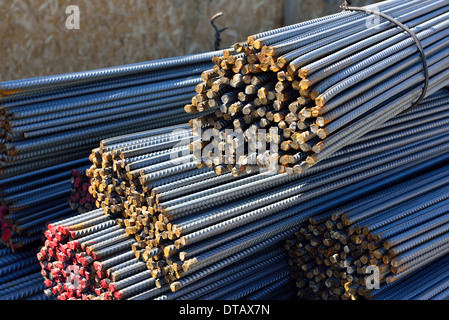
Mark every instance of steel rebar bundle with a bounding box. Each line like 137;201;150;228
0;51;220;250
370;254;449;300
184;0;449;176
68;168;95;214
0;49;220;177
0;244;53;300
39;209;140;300
76;89;449;299
0;159;90;251
0;207;10;243
38;210;293;300
285;162;449;299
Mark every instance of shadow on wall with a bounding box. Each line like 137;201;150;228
1;0;372;81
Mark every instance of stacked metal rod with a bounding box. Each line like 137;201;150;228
0;159;90;251
38;209;293;300
370;254;449;300
69;168;95;214
0;244;53;300
38;209;136;300
286;161;449;299
185;0;449;175
0;50;220;249
83;89;449;298
0;50;220;178
0;207;10;244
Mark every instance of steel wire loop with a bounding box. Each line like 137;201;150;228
340;0;429;112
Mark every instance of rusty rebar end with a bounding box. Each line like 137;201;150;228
170;281;182;292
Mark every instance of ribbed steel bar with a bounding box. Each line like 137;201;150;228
0;50;223;96
0;50;220;249
183;0;449;177
286;161;449;299
74;87;449;301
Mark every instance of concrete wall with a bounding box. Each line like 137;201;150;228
284;0;372;25
1;0;371;81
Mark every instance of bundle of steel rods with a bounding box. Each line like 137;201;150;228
68;168;95;214
0;51;220;249
0;207;10;243
285;159;449;300
0;159;90;250
0;50;220;179
38;209;294;300
0;244;52;300
78;89;449;299
185;0;449;175
370;254;449;300
38;210;139;300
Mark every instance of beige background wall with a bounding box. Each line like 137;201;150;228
284;0;372;25
1;0;371;81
